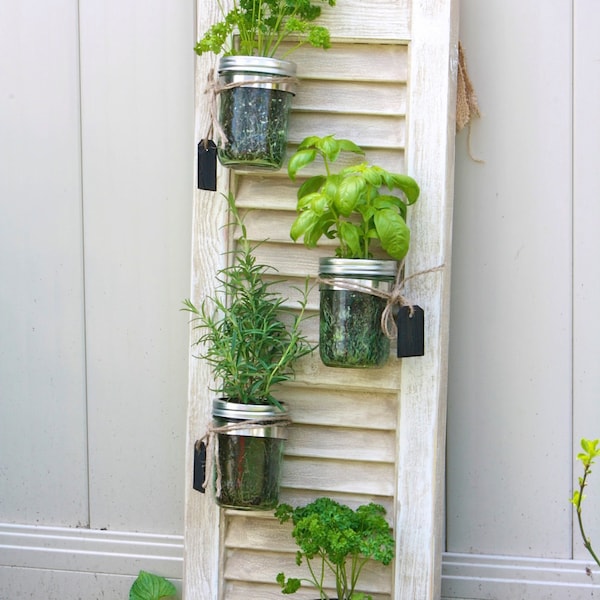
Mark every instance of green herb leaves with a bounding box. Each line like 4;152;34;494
194;0;336;58
275;497;395;600
129;571;176;600
570;438;600;568
288;135;420;260
183;194;313;407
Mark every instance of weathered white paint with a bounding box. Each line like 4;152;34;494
396;1;459;598
184;1;457;599
182;4;230;598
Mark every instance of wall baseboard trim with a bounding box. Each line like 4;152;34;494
5;529;600;598
0;522;183;579
443;552;600;599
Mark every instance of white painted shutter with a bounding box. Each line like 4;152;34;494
185;2;458;599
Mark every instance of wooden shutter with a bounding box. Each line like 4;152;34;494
184;1;458;598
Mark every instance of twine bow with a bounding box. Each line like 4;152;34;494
195;414;292;498
319;262;445;339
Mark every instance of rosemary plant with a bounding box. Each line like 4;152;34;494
183;194;313;407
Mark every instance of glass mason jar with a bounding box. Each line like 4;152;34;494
319;258;398;368
211;399;288;510
217;56;297;171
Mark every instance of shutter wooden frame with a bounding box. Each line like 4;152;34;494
184;1;458;598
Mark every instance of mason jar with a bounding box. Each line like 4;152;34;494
211;399;289;510
319;258;398;368
217;56;297;171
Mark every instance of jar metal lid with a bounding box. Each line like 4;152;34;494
212;398;287;420
319;257;398;278
212;398;288;439
218;55;297;77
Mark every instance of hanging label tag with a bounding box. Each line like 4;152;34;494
193;440;207;493
197;140;217;191
396;305;425;357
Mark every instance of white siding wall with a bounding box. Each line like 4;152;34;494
444;0;600;597
0;0;194;596
448;0;573;558
3;0;600;598
0;0;89;529
573;0;600;555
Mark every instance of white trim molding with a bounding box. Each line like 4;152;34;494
443;552;600;599
7;527;600;598
0;522;183;578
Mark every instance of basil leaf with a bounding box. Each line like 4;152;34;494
374;209;410;260
129;571;176;600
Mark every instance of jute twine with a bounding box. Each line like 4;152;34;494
203;69;300;147
318;262;445;339
195;414;292;497
456;41;483;163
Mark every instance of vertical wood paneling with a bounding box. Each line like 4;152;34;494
447;0;573;559
0;0;89;527
395;2;458;599
79;0;194;533
183;0;231;595
573;0;600;560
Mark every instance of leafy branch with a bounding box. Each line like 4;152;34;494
183;194;313;407
571;438;600;567
194;0;336;58
288;135;420;260
275;497;395;600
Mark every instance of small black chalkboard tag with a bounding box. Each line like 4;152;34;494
193;440;207;493
396;305;425;357
197;140;217;191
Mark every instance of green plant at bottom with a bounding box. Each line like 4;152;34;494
571;438;600;568
129;571;177;600
275;497;395;600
